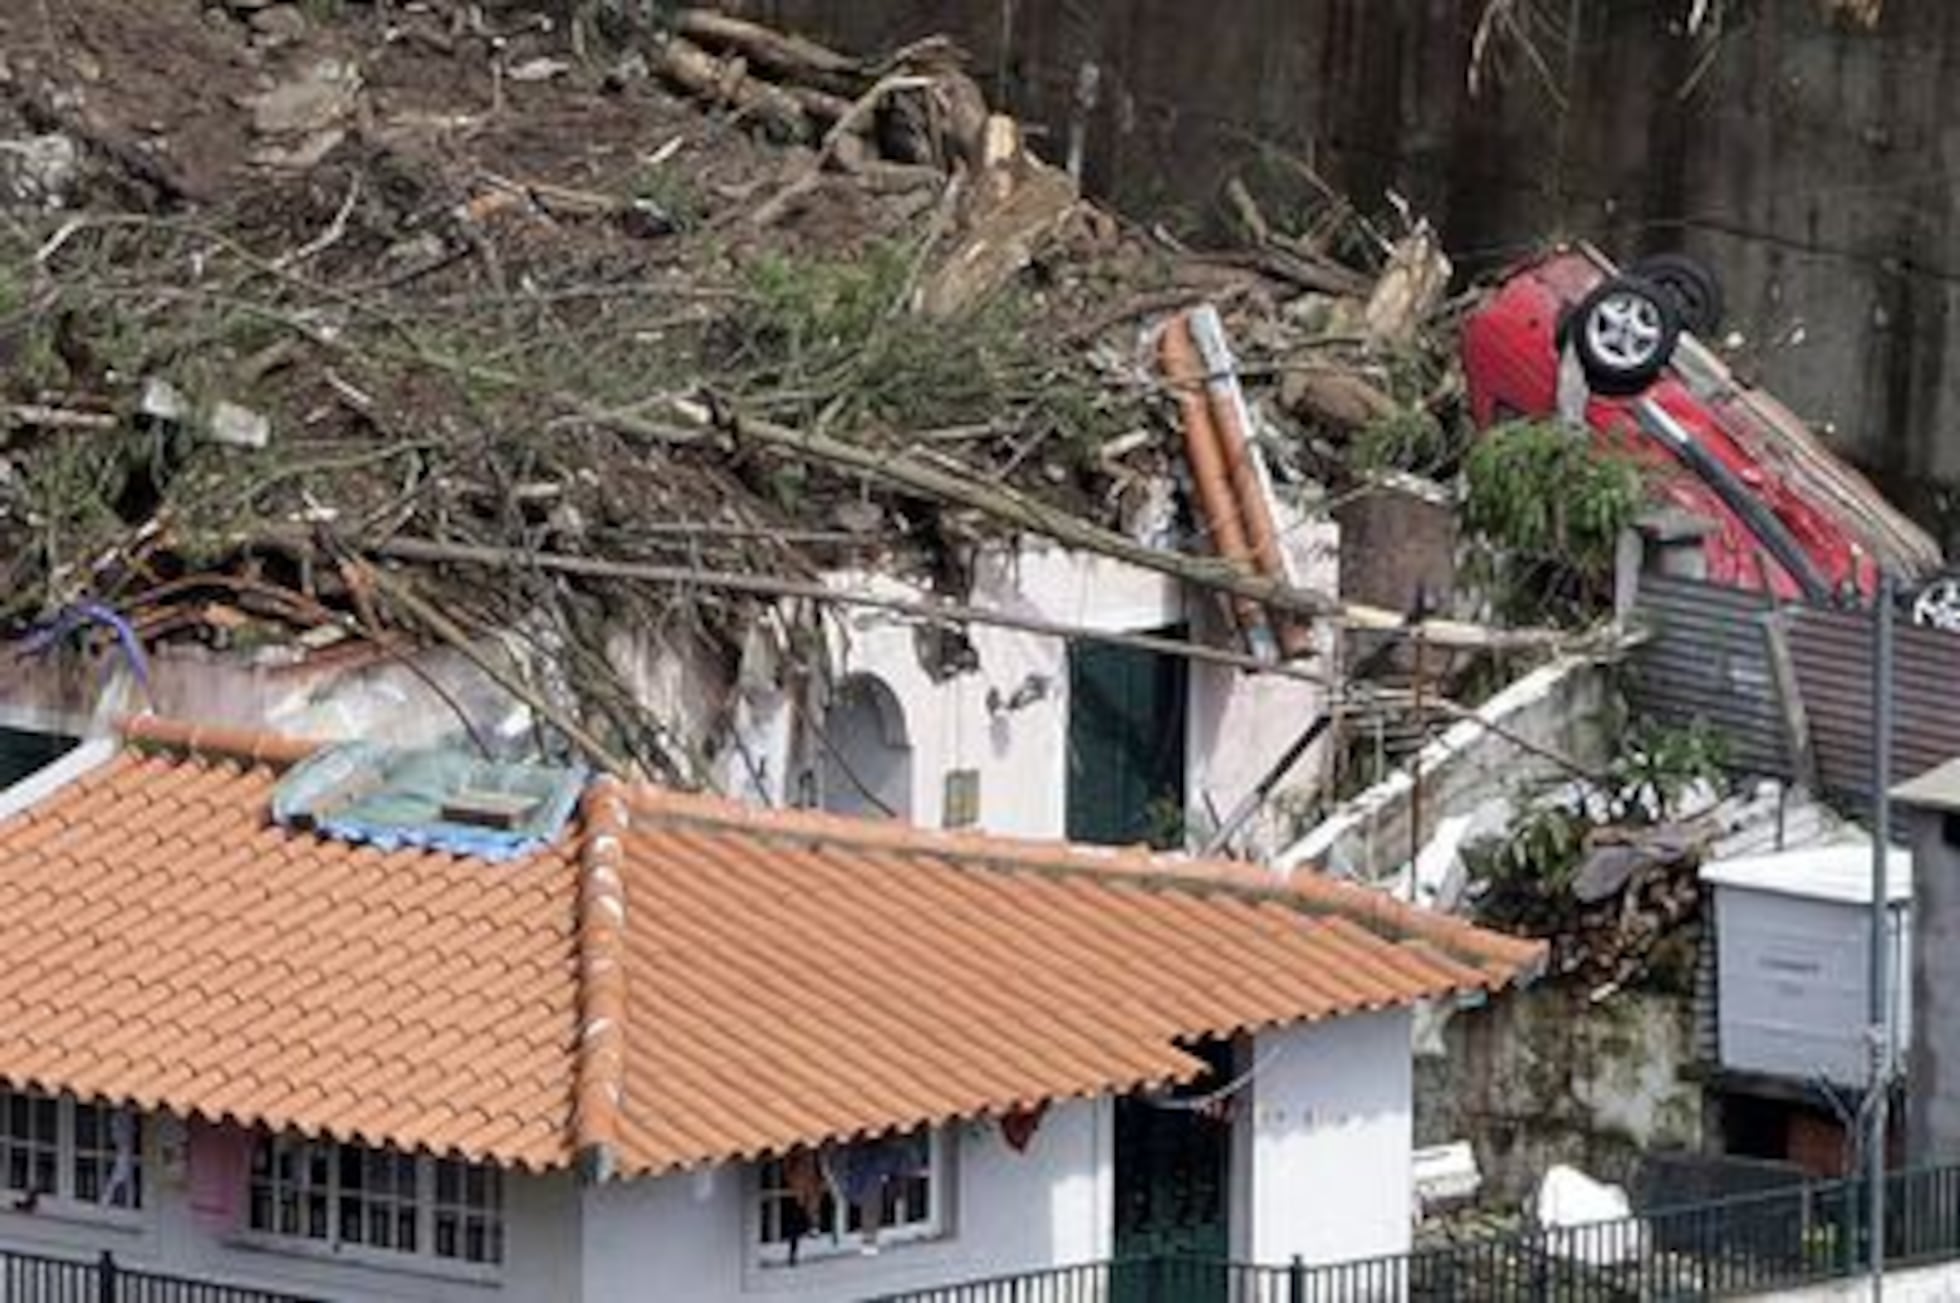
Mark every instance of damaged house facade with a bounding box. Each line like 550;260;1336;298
0;719;1539;1301
25;0;1960;1298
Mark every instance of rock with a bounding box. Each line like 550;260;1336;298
505;57;571;83
207;401;271;449
0;135;80;208
1279;366;1399;431
248;5;308;47
140;377;192;424
252;128;346;171
243;59;362;137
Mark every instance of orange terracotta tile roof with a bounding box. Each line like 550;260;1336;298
0;719;1544;1178
608;788;1544;1177
0;719;581;1170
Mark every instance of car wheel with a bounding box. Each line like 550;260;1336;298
1912;576;1960;632
1628;253;1725;336
1568;276;1682;396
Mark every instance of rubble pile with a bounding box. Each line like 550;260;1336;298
0;1;1474;780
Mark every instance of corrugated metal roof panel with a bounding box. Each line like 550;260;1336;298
1631;576;1790;778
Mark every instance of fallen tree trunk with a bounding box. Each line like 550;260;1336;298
310;531;1367;692
672;8;867;97
652;396;1343;621
646;34;815;143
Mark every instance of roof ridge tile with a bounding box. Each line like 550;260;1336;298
119;715;321;770
572;776;630;1182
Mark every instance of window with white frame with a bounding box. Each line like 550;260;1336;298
757;1130;943;1264
0;1088;142;1212
246;1136;504;1269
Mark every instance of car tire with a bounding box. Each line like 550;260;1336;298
1628;252;1725;336
1566;276;1682;396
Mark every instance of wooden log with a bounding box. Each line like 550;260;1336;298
646;34;813;143
672;9;867;97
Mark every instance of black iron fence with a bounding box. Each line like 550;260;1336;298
867;1163;1960;1302
0;1248;313;1303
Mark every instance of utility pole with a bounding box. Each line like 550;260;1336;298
1869;573;1895;1299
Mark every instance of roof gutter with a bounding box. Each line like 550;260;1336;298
0;737;118;823
573;777;631;1183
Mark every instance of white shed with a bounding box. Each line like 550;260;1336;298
1701;837;1911;1089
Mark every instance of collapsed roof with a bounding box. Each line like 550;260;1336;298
0;1;1471;781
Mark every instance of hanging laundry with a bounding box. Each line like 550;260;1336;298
781;1147;829;1221
835;1133;927;1251
100;1108;137;1208
1000;1103;1048;1153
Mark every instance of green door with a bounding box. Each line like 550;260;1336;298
1113;1040;1233;1301
1067;641;1223;1299
1066;636;1187;849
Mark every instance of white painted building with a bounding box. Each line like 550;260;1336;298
0;710;1531;1303
0;1015;1411;1303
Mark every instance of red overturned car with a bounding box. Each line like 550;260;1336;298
1460;246;1954;624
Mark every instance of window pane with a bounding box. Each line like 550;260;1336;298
340;1198;365;1245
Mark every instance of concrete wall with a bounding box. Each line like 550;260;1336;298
580;1098;1113;1303
1278;655;1612;882
1234;1010;1415;1267
0;1119;581;1302
741;0;1960;538
1757;1262;1960;1301
1415;985;1703;1206
1911;811;1960;1162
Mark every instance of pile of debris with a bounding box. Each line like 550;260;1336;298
0;1;1480;781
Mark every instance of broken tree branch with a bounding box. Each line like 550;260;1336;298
750;72;936;226
672;8;866;97
352;560;635;777
305;531;1377;695
652;396;1344;622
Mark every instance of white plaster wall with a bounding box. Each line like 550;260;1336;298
1755;1263;1960;1301
0;1129;581;1303
818;540;1337;845
581;1098;1113;1303
1234;1011;1415;1267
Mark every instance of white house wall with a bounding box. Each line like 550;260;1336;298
815;541;1337;849
1233;1010;1415;1267
581;1097;1113;1303
0;1134;581;1303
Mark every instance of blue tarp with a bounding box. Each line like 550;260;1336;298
272;741;585;862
